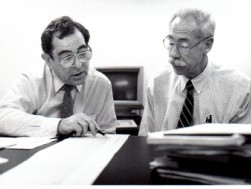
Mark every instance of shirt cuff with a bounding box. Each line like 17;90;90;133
40;118;61;137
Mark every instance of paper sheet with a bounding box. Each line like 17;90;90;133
148;132;246;146
162;123;251;135
157;168;248;185
0;134;129;185
0;157;8;164
148;124;251;146
0;138;17;149
7;137;56;149
0;137;56;150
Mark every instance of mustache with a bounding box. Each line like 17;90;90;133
169;58;186;67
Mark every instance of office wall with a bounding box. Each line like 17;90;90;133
0;0;251;101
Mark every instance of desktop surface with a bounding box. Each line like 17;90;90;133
94;136;155;184
0;136;212;185
0;136;160;184
0;141;57;175
94;136;196;185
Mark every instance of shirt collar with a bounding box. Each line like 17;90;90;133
52;71;82;93
179;60;212;94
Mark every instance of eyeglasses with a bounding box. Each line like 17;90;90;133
51;46;92;67
163;36;212;54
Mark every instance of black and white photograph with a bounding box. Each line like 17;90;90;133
0;0;250;188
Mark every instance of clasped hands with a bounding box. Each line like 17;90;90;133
57;113;101;137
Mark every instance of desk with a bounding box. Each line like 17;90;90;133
0;136;196;185
94;136;195;185
0;141;56;175
95;136;155;184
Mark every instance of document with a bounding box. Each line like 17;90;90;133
0;137;56;149
0;157;8;164
148;124;251;184
156;168;248;185
162;123;251;135
0;134;129;185
147;124;251;146
0;138;17;149
148;132;246;146
7;137;56;149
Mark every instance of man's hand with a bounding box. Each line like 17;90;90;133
57;113;100;137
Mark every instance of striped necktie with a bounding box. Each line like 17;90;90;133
60;84;75;118
177;80;194;128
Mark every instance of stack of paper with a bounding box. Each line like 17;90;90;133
147;123;251;184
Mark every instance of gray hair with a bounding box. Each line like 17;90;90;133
169;8;216;38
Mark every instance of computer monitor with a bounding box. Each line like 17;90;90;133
96;66;144;109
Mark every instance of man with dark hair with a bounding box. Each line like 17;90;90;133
0;16;117;137
139;8;251;136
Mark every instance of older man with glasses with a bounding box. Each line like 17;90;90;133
139;8;251;136
0;16;117;137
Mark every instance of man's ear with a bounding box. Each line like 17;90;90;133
204;37;214;54
41;53;53;68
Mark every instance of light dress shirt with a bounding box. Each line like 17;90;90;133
139;61;251;136
0;64;117;137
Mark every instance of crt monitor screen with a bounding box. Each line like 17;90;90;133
105;71;138;101
96;67;143;106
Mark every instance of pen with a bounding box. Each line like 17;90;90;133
205;115;212;123
97;129;106;136
87;127;106;136
57;130;76;140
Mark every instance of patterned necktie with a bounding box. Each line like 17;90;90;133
177;80;194;128
60;84;75;118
